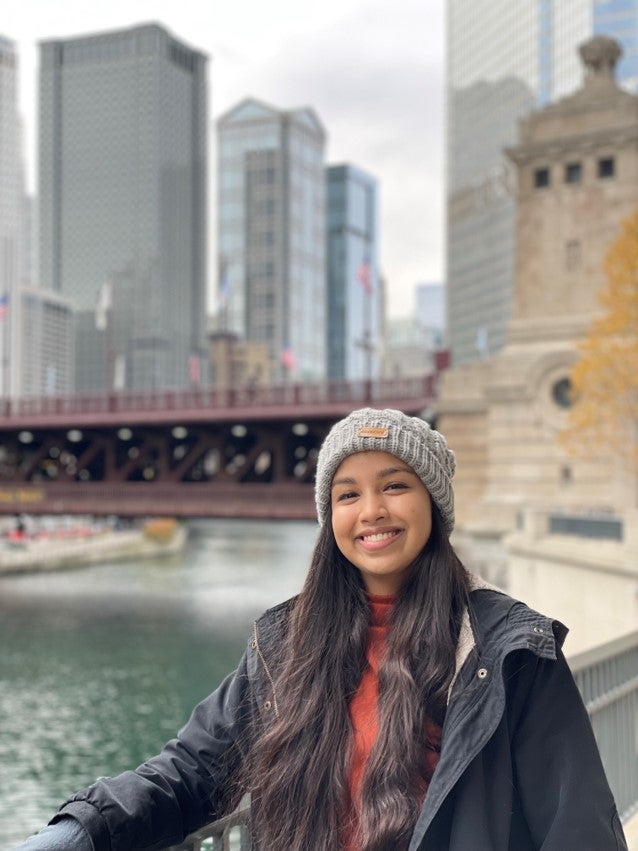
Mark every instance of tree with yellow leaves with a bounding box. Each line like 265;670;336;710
560;209;638;468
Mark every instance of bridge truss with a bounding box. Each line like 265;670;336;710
0;376;437;519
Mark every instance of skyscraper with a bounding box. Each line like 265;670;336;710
326;164;380;381
18;287;74;397
39;23;207;392
0;35;24;399
217;98;326;381
446;0;638;366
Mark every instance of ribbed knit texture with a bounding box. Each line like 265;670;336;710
344;594;443;850
315;408;455;534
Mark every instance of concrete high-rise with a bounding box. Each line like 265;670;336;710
217;98;326;381
0;35;24;399
39;23;208;392
326;164;380;381
446;0;638;366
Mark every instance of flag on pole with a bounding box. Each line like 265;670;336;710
113;354;127;391
188;354;201;386
0;293;8;321
357;253;373;295
280;345;296;371
95;281;113;331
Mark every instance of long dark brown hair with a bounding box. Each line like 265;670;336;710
245;505;469;850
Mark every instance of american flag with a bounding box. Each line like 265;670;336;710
188;354;201;386
0;293;8;320
357;254;372;295
280;346;296;371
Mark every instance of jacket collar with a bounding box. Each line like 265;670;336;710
448;571;500;701
448;571;568;703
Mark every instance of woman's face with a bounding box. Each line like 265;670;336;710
330;450;432;595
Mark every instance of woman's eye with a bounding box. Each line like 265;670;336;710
336;491;358;501
386;481;408;491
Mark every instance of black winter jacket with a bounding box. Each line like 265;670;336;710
35;581;628;850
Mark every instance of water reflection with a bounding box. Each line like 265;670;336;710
0;518;317;847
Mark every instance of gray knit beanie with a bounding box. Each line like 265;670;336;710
315;407;455;534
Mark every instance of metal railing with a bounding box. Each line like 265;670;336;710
570;629;638;823
169;630;638;849
0;375;436;423
168;804;251;851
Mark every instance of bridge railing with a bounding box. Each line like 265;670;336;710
0;375;436;421
167;629;638;849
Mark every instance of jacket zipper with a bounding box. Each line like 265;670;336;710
253;621;280;718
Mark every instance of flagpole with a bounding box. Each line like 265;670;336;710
355;250;375;392
1;294;10;408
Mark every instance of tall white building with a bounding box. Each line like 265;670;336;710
0;35;24;398
217;98;326;381
446;0;638;366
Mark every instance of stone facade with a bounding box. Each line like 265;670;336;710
438;37;638;532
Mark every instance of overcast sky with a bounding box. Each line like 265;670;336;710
7;0;445;318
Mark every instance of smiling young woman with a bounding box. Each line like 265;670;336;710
15;408;627;851
330;450;433;595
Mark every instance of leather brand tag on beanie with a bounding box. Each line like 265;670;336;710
357;427;389;438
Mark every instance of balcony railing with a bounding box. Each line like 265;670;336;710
168;629;638;850
168;803;251;851
570;629;638;822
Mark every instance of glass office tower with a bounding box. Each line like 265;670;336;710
39;23;207;391
217;98;326;381
326;164;380;381
446;0;638;365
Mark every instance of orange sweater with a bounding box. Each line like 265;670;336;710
345;594;442;849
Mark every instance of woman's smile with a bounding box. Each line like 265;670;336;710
357;527;403;549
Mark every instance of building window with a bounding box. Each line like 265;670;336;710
565;162;582;184
598;157;615;179
534;167;550;188
552;377;573;409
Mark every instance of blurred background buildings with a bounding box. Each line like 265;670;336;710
446;0;638;366
326;163;381;381
0;36;25;399
216;98;327;382
38;23;208;393
0;5;637;398
440;33;638;531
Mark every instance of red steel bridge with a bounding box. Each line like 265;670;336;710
0;375;438;519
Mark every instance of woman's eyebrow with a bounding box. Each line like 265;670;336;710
331;475;356;488
377;466;416;478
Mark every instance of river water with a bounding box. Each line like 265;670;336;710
0;518;317;848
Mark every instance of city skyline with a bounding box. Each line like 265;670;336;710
7;0;444;319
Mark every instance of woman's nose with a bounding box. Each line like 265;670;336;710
359;491;388;521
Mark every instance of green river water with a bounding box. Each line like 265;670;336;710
0;518;317;847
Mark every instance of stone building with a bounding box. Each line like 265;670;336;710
438;37;638;533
